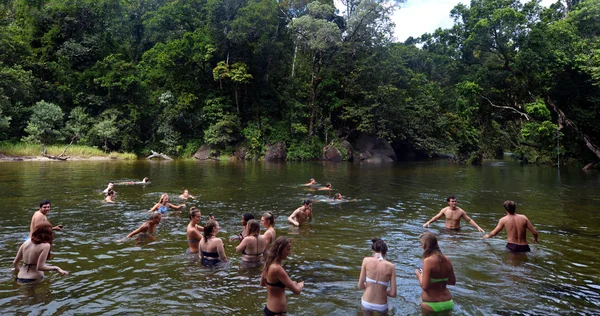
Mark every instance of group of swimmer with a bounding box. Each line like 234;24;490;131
12;177;539;315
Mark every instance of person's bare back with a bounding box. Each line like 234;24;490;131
484;200;538;252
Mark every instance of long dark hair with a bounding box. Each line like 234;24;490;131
420;232;443;260
204;220;218;241
242;213;254;223
263;236;290;275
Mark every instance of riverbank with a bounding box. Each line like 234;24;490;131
0;154;120;161
0;142;138;161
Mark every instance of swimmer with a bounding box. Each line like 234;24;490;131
105;190;116;203
30;200;63;238
423;196;485;232
236;219;267;263
261;212;276;246
230;213;254;241
287;199;313;227
125;212;162;238
334;193;342;200
358;238;397;315
303;178;316;186
186;207;203;254
260;236;304;316
13;222;68;284
415;232;456;314
199;220;228;266
484;200;539;252
179;189;195;199
102;182;114;194
317;183;332;191
115;177;149;185
148;194;186;213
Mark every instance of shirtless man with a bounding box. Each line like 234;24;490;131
102;182;114;194
105;190;116;203
484;200;539;252
423;196;485;232
126;212;162;238
288;199;313;226
29;200;63;238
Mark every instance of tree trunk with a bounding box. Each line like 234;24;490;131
308;51;323;137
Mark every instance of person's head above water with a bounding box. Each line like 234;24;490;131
334;193;342;200
242;213;254;225
143;177;149;183
419;232;441;258
371;237;388;256
261;211;275;227
503;200;516;215
303;199;312;206
247;219;260;237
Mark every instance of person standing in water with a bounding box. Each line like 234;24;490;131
236;219;267;264
358;238;397;315
30;200;63;238
148;194;186;214
186;208;203;254
125;212;162;239
287;199;313;227
261;236;304;316
415;232;456;314
261;212;276;246
423;196;485;232
179;189;195;199
199;219;228;266
230;213;254;241
484;200;539;252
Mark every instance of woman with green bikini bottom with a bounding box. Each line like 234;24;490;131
415;232;456;314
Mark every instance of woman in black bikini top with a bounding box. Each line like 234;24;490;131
199;220;228;266
236;220;266;262
13;222;68;283
260;237;304;316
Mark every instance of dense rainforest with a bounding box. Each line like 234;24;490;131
0;0;599;165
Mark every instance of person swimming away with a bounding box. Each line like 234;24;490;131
317;183;332;191
115;177;150;185
303;178;316;186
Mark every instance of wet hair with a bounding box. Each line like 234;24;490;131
143;177;149;182
503;200;516;214
189;207;201;219
263;236;291;275
420;232;443;259
310;178;315;182
262;211;275;227
303;199;312;206
446;196;456;202
325;183;331;187
31;222;54;245
334;193;342;200
247;219;260;236
39;200;51;208
371;237;388;255
107;189;115;196
149;212;161;221
242;213;255;223
159;194;168;204
204;220;218;241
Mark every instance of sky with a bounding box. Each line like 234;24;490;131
391;0;557;42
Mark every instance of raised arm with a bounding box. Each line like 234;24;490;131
423;210;445;227
484;219;505;239
462;212;485;232
168;203;186;210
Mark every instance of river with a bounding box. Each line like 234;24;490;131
0;159;598;315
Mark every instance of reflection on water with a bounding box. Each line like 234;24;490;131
0;159;599;315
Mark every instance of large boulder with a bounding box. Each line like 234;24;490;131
340;140;356;161
264;142;286;161
362;154;394;163
322;145;343;162
234;146;247;160
356;133;396;162
193;144;212;160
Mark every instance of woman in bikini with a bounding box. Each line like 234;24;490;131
199;219;227;266
186;207;203;254
13;222;68;284
261;211;276;246
415;232;456;314
236;219;266;264
148;194;186;214
357;237;397;315
260;237;304;316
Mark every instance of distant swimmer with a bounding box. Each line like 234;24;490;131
125;212;162;239
303;178;316;186
30;200;63;238
423;196;485;232
334;193;342;200
148;194;186;213
317;183;332;191
484;200;539;252
179;189;195;199
287;199;313;227
261;212;276;246
102;182;114;194
13;222;68;284
230;213;254;242
115;177;149;185
105;190;116;203
187;207;204;254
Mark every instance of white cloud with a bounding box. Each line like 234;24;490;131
391;0;559;42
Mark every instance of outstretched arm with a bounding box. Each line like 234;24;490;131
484;219;504;238
526;218;539;243
168;203;186;210
127;223;148;238
423;210;444;227
463;213;485;232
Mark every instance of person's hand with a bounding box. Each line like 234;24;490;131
483;234;490;239
55;267;68;275
533;239;539;244
297;281;305;290
478;227;485;233
180;204;187;208
423;223;429;228
53;225;63;231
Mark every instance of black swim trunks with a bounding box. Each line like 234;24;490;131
264;305;286;316
506;243;530;253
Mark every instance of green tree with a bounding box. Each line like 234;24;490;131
22;101;64;150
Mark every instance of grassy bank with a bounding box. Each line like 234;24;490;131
0;142;138;160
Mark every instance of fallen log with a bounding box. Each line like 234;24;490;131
147;150;173;160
